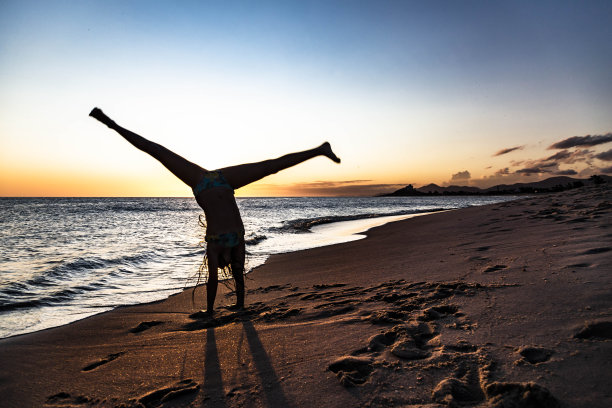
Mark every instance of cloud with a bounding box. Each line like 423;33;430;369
518;149;593;174
576;166;606;178
544;150;572;161
516;166;554;175
495;168;510;175
450;170;471;181
601;166;612;174
548;133;612;149
493;146;524;156
594;149;612;161
474;139;611;188
469;171;540;188
551;149;592;164
554;169;578;175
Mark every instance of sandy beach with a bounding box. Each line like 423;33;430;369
1;185;610;408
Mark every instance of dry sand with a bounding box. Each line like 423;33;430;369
0;185;610;407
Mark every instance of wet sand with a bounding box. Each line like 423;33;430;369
0;185;610;407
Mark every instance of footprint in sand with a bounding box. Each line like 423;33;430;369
325;279;561;406
248;284;292;294
300;293;323;300
517;346;553;364
46;392;97;406
184;301;306;331
138;379;200;407
574;321;612;340
444;341;479;353
282;291;306;298
367;309;406;325
130;320;163;333
582;247;611;255
390;337;431;360
364;331;397;353
372;321;438;361
484;382;560;408
566;217;590;224
328;356;373;387
82;352;125;372
313;299;354;309
419;305;459;321
468;255;490;262
313;283;346;289
370;290;417;303
310;305;355;319
432;360;560;407
568;262;591;268
258;307;301;320
433;377;484;405
482;264;507;273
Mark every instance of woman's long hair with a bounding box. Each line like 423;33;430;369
189;214;241;306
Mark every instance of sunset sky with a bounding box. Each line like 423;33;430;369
1;0;611;197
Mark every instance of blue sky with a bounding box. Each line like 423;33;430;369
1;0;611;196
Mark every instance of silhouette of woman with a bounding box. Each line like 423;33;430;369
89;108;340;315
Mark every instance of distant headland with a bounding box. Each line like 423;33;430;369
378;175;610;196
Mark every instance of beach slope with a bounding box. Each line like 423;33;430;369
1;186;610;407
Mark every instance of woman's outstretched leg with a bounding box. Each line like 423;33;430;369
220;142;340;190
89;108;204;188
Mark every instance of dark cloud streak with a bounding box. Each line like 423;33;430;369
544;150;572;161
549;133;612;149
594;149;612;161
516;167;552;175
493;146;524;156
555;169;577;175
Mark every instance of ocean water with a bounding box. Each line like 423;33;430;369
0;196;517;338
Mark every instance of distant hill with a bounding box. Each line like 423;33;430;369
417;183;482;194
481;176;603;193
379;175;611;197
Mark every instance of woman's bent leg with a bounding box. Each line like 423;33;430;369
90;108;205;187
220;142;340;189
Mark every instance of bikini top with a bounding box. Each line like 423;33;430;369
192;171;234;196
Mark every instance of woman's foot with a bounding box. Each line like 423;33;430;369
189;309;215;318
89;107;116;128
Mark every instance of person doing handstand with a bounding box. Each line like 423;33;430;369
89;108;340;315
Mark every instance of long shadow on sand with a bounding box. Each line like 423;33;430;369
242;320;292;408
204;328;228;407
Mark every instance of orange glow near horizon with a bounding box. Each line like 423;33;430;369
0;153;435;197
0;170;422;197
1;145;609;197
